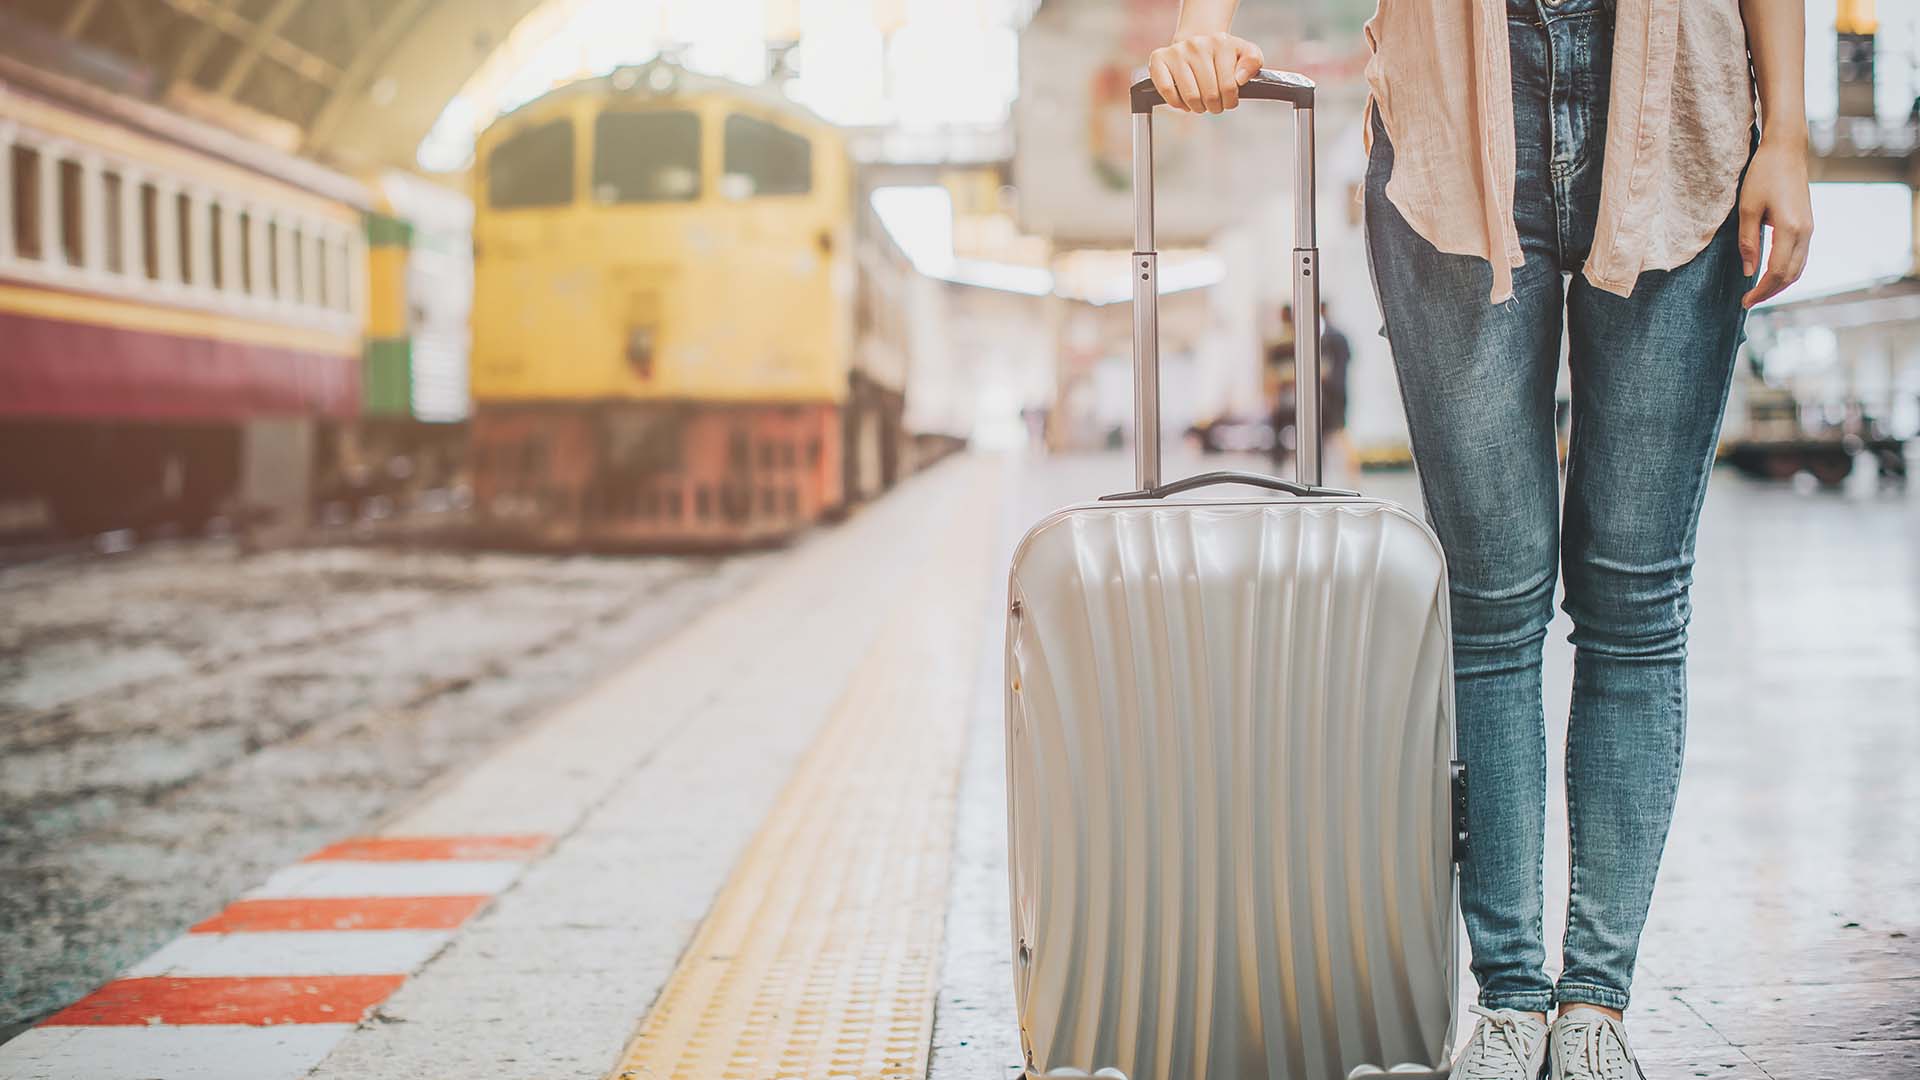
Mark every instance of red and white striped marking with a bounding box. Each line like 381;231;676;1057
0;835;548;1080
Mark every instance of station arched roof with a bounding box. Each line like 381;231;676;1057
0;0;573;172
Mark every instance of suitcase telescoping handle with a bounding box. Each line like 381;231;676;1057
1118;68;1343;498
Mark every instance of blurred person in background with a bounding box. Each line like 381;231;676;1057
1148;1;1811;1078
1318;301;1354;479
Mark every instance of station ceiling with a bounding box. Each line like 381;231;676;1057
1;0;558;172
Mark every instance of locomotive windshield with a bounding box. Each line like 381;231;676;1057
722;114;811;197
593;111;700;204
488;119;575;209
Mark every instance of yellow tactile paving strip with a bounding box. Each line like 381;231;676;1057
612;460;999;1080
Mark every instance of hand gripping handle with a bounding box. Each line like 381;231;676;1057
1128;67;1315;112
1123;66;1322;495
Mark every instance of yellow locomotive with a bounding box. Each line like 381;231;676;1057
469;61;914;548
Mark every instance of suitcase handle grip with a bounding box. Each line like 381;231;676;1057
1099;469;1357;502
1128;68;1315;112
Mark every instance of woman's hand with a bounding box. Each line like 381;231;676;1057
1737;134;1813;309
1148;32;1264;114
1738;0;1812;309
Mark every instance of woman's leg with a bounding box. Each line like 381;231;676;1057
1555;211;1753;1010
1364;117;1565;1015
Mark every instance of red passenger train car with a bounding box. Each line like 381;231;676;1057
0;62;368;534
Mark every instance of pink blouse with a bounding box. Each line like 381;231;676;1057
1361;0;1754;303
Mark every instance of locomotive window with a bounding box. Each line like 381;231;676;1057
722;114;811;196
11;145;41;261
58;159;84;267
208;203;224;290
592;111;699;203
139;181;159;280
102;170;124;274
175;192;194;285
489;119;574;209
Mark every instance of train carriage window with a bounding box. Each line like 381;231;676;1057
58;159;83;267
592;111;699;203
333;235;350;311
266;220;280;297
139;181;159;280
175;192;194;285
237;210;253;293
289;226;304;304
208;203;224;290
489;119;574;209
102;170;124;273
11;146;42;260
314;234;327;309
722;114;811;197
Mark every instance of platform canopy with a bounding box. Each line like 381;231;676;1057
0;0;575;172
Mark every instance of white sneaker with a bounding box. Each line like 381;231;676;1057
1457;1005;1550;1080
1549;1007;1646;1080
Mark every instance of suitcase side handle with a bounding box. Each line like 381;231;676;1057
1128;66;1320;493
1098;469;1356;502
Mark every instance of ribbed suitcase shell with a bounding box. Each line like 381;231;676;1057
1005;495;1458;1080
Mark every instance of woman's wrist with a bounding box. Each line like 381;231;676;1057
1170;0;1239;43
1756;119;1808;150
1171;25;1229;43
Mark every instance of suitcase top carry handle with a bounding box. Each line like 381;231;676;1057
1128;68;1315;112
1124;64;1322;495
1099;469;1357;502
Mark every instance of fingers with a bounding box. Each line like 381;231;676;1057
1737;195;1763;278
1236;42;1265;85
1149;35;1262;113
1741;206;1813;309
1212;44;1241;111
1171;52;1206;115
1148;53;1185;111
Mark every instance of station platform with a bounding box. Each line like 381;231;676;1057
2;452;1915;1080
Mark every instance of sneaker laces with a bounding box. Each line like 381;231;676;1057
1555;1011;1641;1080
1460;1005;1544;1080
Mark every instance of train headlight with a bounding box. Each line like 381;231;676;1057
627;325;657;379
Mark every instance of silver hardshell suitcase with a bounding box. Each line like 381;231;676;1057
1005;72;1465;1080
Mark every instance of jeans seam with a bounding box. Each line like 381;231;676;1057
1564;662;1582;970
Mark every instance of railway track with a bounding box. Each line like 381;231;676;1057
0;536;772;1036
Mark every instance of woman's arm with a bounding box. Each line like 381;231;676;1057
1147;0;1264;114
1738;0;1814;308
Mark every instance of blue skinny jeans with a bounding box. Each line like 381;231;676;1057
1362;0;1755;1012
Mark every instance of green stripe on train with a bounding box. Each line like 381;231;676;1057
364;337;413;415
365;212;414;249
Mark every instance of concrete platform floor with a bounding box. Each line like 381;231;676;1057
1;450;1914;1079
